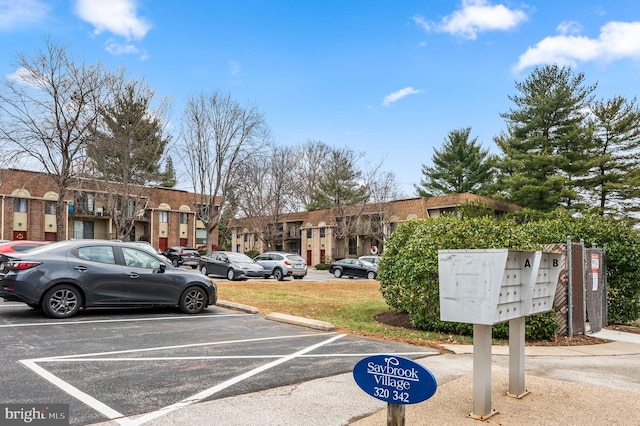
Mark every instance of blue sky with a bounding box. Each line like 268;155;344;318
2;1;640;196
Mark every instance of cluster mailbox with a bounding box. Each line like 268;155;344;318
438;249;561;325
438;249;562;420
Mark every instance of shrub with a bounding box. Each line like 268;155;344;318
315;263;330;270
378;214;640;339
244;249;260;260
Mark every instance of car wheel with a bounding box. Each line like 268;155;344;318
333;269;342;278
200;265;209;276
273;268;284;281
42;285;82;319
179;286;207;314
367;271;376;280
227;269;235;281
172;258;179;267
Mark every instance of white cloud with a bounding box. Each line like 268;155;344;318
106;40;139;56
0;0;50;30
514;21;640;72
382;87;422;106
414;0;528;40
557;20;582;35
74;0;151;40
6;67;41;86
228;60;242;77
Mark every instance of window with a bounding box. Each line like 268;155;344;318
196;229;207;246
13;198;27;213
73;221;94;239
45;201;56;215
320;227;325;237
306;229;312;238
244;233;248;242
348;238;357;255
159;211;168;223
75;246;115;264
122;247;161;269
180;213;188;224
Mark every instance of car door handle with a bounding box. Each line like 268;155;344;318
128;272;140;279
73;266;87;272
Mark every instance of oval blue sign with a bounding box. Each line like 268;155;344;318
353;355;437;405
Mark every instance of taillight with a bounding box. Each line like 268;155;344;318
8;261;42;271
284;259;291;266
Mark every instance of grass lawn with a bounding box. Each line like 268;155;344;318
217;279;471;348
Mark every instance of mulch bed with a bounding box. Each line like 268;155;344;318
374;311;639;346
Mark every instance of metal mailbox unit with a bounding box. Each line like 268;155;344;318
438;249;562;420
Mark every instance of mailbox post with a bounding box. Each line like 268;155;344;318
438;249;561;420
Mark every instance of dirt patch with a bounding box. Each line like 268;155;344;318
374;311;616;346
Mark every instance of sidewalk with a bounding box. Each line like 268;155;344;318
122;328;640;426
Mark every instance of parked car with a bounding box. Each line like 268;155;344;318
358;255;381;265
0;240;217;319
162;246;201;268
329;258;378;280
200;251;265;281
0;240;50;253
253;251;307;280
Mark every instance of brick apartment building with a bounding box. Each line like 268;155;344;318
228;193;520;266
0;168;218;250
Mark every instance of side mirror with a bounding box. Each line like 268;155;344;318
158;264;166;274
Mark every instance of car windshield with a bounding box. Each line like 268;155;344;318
287;255;304;262
226;252;253;262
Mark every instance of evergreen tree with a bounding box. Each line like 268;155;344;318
306;148;368;211
88;83;170;185
496;64;596;212
415;127;494;197
586;96;640;216
160;156;177;188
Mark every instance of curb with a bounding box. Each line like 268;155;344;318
216;300;260;314
266;312;337;331
215;301;337;332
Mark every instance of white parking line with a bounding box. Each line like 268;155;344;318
20;359;134;426
0;313;251;328
20;333;347;426
130;334;349;425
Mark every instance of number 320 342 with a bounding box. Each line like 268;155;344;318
374;387;410;403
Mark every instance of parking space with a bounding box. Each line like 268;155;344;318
1;302;436;426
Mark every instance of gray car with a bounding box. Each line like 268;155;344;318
199;251;264;281
253;251;307;280
0;240;217;319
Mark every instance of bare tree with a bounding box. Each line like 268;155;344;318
181;91;269;252
0;38;113;240
360;162;405;248
235;145;297;250
86;78;172;240
288;140;332;211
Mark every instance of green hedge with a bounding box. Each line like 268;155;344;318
378;215;640;340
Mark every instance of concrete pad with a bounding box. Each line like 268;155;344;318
351;371;640;426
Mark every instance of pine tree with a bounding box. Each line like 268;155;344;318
496;64;596;212
160;156;177;188
415;127;494;197
586;96;640;216
306;148;368;211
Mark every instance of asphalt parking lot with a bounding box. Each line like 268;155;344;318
0;301;436;426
